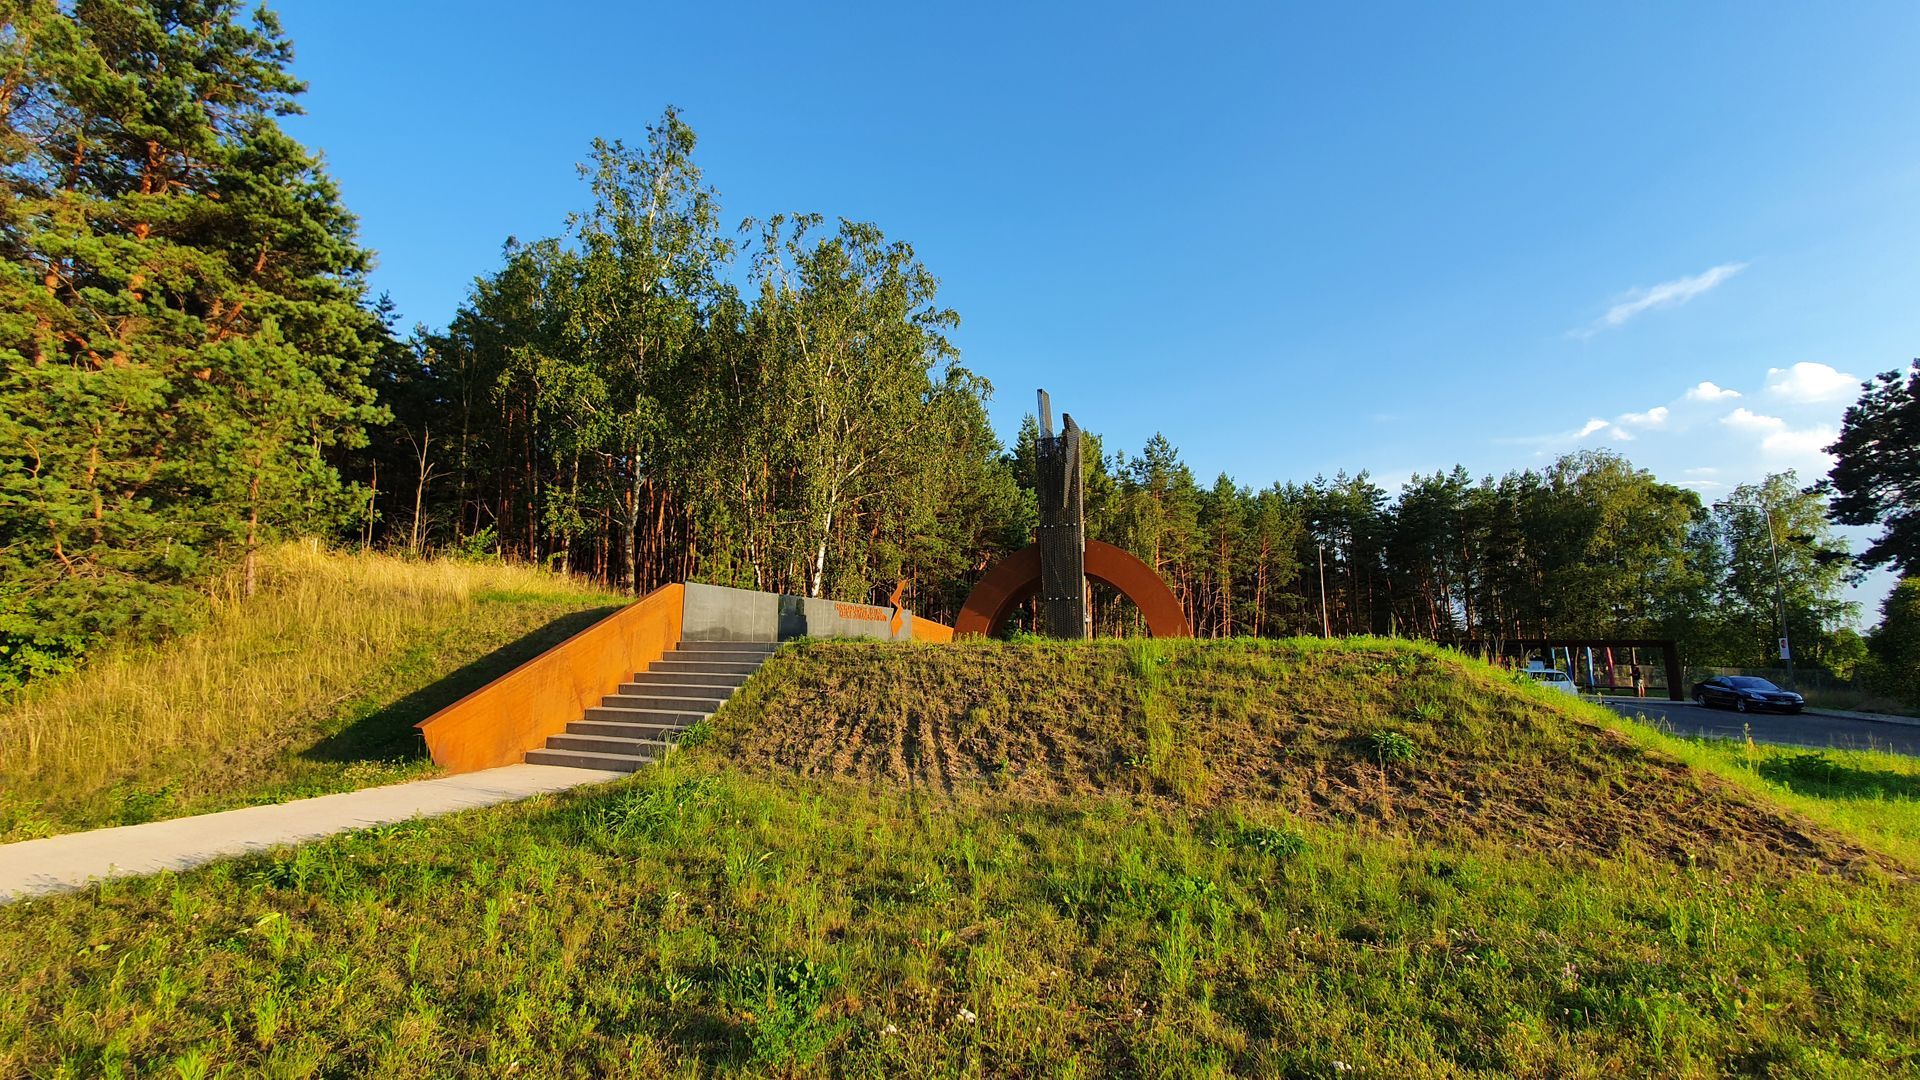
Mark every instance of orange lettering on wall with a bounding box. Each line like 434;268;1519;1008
833;602;888;622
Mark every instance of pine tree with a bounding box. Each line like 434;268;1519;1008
1;0;382;653
1826;360;1920;575
1865;577;1920;707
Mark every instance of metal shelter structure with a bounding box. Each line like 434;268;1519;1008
1460;637;1685;701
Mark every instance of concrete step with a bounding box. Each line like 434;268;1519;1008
616;680;737;699
583;704;708;724
545;732;677;757
674;641;779;654
567;717;689;739
627;671;749;689
666;650;775;667
649;659;764;676
525;747;654;772
599;691;729;712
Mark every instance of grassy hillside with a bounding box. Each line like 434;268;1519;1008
0;543;624;840
717;638;1910;872
2;638;1917;1075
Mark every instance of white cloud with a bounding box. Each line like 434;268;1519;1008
1758;424;1838;459
1682;466;1718;477
1578;262;1748;336
1764;361;1859;405
1618;405;1669;428
1500;417;1633;447
1720;407;1786;433
1684;381;1741;402
1719;408;1836;463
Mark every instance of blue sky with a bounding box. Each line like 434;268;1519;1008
272;1;1917;620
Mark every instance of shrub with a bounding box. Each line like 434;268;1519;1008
1234;823;1308;859
446;526;500;563
1368;729;1419;767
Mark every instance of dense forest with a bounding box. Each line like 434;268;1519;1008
3;2;1916;699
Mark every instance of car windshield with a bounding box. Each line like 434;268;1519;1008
1530;671;1568;681
1727;677;1781;691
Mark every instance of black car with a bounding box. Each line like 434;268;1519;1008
1691;675;1804;714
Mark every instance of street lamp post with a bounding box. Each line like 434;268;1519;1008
1317;544;1331;639
1731;502;1795;690
1762;510;1796;691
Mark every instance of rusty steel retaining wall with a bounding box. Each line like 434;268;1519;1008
417;583;684;773
417;581;954;773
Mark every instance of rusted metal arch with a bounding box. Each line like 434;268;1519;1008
955;540;1193;639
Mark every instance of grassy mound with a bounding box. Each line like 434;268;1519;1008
2;755;1917;1075
2;637;1917;1075
0;543;622;839
713;638;1893;876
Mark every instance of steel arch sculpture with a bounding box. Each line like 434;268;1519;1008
955;540;1193;639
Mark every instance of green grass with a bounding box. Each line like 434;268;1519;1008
0;542;624;840
1801;686;1920;719
2;756;1915;1077
1609;721;1920;869
3;636;1918;1075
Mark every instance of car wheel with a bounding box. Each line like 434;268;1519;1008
1735;698;1749;714
1693;692;1706;706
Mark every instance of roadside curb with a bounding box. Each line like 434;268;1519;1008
1806;708;1920;729
1597;696;1920;730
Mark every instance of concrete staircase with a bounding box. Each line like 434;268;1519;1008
523;641;777;772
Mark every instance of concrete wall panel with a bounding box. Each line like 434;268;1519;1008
683;582;951;642
682;582;780;641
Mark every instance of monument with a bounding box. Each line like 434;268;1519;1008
1032;391;1089;638
955;390;1193;639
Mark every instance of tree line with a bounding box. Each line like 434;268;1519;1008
3;2;1916;702
362;117;1019;615
1015;425;1860;672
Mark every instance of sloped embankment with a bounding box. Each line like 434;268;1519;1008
712;637;1891;874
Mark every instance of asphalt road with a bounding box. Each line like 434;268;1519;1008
1603;698;1920;757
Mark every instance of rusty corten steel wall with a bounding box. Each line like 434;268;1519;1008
417;583;684;773
910;616;955;643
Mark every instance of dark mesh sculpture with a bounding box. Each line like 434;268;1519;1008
1033;390;1088;638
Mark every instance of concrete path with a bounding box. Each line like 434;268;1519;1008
1604;698;1920;757
0;764;624;903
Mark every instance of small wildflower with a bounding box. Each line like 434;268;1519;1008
881;1023;899;1036
956;1007;977;1024
1333;1062;1352;1073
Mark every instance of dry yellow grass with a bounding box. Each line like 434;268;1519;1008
0;541;623;837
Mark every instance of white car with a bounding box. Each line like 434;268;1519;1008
1527;669;1579;696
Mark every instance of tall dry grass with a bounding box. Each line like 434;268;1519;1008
0;541;617;803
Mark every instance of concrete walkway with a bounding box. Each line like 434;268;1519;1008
0;763;624;903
